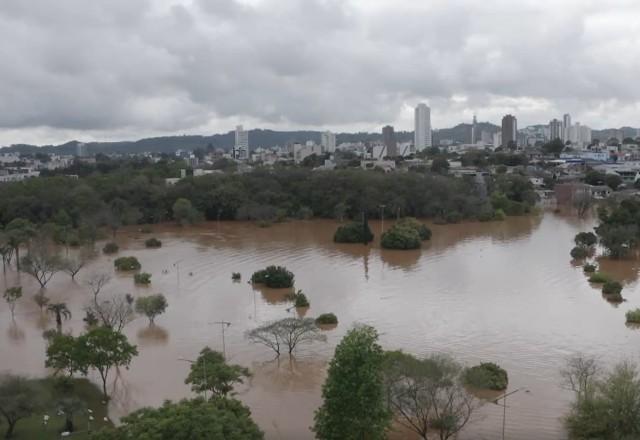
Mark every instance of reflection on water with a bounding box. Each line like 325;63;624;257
4;214;640;439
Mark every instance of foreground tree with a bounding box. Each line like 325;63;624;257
563;355;640;439
384;351;478;440
76;326;138;399
91;398;263;440
313;325;391;440
185;347;250;398
246;318;326;357
0;374;47;438
135;294;168;324
47;302;72;332
3;287;22;320
45;333;87;377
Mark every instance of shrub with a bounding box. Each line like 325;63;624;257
570;246;588;259
396;217;432;240
626;309;640;324
588;272;611;284
575;232;598;248
251;266;294;288
464;362;508;390
493;209;506;221
381;225;421;250
583;263;597;273
145;238;162;248
140;225;153;233
114;256;141;271
103;242;119;254
134;272;152;285
334;222;374;244
232;272;241;281
316;313;338;325
293;291;310;308
602;281;623;296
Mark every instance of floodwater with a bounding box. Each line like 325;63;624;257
3;213;640;439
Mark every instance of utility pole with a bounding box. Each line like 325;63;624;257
212;321;231;359
494;387;528;440
379;204;386;234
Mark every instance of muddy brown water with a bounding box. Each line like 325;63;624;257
2;213;640;439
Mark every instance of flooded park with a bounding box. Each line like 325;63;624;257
2;213;640;439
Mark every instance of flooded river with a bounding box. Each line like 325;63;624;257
2;213;640;439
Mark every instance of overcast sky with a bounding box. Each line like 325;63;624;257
1;0;640;145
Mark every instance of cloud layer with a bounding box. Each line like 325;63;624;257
1;0;640;144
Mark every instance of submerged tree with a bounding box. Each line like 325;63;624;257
21;241;63;288
4;218;35;272
134;294;168;325
86;294;135;333
184;347;251;398
3;286;22;320
246;318;326;357
47;302;72;332
313;325;391;440
383;351;479;440
86;272;111;304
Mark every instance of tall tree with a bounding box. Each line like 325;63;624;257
76;326;138;398
313;325;391;440
4;218;35;271
184;347;250;398
0;374;47;438
45;333;87;377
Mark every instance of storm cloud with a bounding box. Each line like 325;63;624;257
1;0;640;144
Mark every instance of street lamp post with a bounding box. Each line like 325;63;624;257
212;321;232;359
493;387;528;440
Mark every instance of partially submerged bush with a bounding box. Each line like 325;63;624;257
134;272;152;285
316;313;338;325
381;225;421;250
232;272;241;281
602;280;623;296
114;256;141;271
293;291;310;308
251;266;294;288
103;242;119;254
589;272;611;284
626;309;640;324
464;362;508;390
575;232;598;248
334;222;374;244
583;263;597;273
396;217;432;240
570;246;588;259
145;238;162;248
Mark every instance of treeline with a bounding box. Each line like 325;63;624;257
0;160;537;235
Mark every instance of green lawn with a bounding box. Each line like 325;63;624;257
8;378;113;440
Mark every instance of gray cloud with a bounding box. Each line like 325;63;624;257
1;0;640;144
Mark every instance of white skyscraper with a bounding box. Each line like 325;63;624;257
563;114;571;143
234;125;249;160
414;103;432;150
321;131;336;153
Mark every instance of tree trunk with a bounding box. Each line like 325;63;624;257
14;247;19;271
56;313;62;331
4;420;15;438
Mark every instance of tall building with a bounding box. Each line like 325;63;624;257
382;125;397;157
471;114;478;144
76;142;88;157
414;103;432;150
549;119;563;141
501;115;517;148
234;125;249;160
320;131;336;153
563;114;571;143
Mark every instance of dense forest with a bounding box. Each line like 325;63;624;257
0;158;537;243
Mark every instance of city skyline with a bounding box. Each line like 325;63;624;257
2;1;640;146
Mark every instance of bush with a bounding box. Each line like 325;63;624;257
626;309;640;324
602;280;623;296
140;225;153;233
493;209;506;221
294;292;310;308
575;232;598;247
251;266;295;288
134;272;152;285
114;256;141;271
583;263;597;273
145;238;162;248
232;272;241;281
588;272;611;284
570;246;588;259
381;225;421;250
316;313;338;325
334;222;374;244
103;242;119;254
464;362;508;390
396;217;432;240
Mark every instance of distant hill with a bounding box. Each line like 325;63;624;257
1;124;638;155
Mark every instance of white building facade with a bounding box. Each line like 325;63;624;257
414;103;432;150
